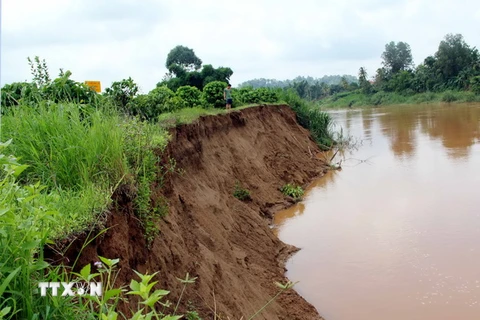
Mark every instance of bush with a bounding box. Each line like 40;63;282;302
163;95;187;113
177;85;202;107
105;77;139;111
234;87;279;105
202;81;227;108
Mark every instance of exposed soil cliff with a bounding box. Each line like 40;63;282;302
52;105;327;319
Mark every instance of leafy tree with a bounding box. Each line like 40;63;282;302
166;45;202;75
105;77;139;111
358;67;372;94
381;41;414;75
160;47;233;91
386;70;414;93
433;34;479;85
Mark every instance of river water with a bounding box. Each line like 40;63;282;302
274;104;480;320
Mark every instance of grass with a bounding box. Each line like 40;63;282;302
317;90;480;108
157;102;286;128
2;103;169;239
278;89;335;149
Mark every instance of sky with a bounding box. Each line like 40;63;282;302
1;0;480;93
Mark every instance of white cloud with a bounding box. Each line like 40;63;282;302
2;0;480;90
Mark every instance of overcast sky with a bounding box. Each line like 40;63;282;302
2;0;480;92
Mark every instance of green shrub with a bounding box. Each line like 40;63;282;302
131;86;186;120
233;181;251;201
281;183;304;200
202;81;227;108
470;76;480;95
177;85;202;107
149;85;175;108
105;77;139;111
164;95;187;113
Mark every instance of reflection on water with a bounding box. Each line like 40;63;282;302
274;103;480;320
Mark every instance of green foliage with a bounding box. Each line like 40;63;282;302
1;58;99;109
441;90;458;102
358;67;372;94
233;181;252;201
471;76;480;94
28;56;51;86
434;34;479;84
149;86;175;107
130;86;187;120
0;142;80;319
234;87;279;105
105;77;139;111
161;46;233;91
279;89;334;149
381;41;414;74
166;45;202;74
176;86;202;107
280;184;305;200
202;81;227;108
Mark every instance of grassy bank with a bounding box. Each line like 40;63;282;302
0;93;334;319
317;90;480;108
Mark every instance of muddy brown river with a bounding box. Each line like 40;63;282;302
274;104;480;320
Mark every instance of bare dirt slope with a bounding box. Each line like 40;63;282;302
57;105;327;319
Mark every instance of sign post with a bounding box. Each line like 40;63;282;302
84;81;102;93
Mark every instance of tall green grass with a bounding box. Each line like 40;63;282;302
1;103;169;238
278;89;334;149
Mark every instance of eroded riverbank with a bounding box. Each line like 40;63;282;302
49;105;328;319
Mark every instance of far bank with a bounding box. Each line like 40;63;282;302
317;90;480;109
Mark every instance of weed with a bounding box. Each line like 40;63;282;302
281;184;305;201
233;181;252;201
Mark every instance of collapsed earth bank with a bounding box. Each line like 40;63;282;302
52;105;327;319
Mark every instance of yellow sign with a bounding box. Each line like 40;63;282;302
85;81;101;93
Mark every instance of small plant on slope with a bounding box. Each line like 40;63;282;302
233;181;251;201
280;184;305;201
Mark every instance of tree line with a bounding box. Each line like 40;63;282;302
359;33;480;95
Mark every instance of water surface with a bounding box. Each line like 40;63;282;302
275;103;480;320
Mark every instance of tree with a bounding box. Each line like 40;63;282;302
166;45;202;75
105;77;139;111
381;41;414;75
358;67;372;94
434;34;478;84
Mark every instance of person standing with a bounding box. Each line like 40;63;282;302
224;84;233;110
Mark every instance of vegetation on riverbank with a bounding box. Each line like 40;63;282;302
0;48;334;319
238;33;480;109
317;90;480;108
